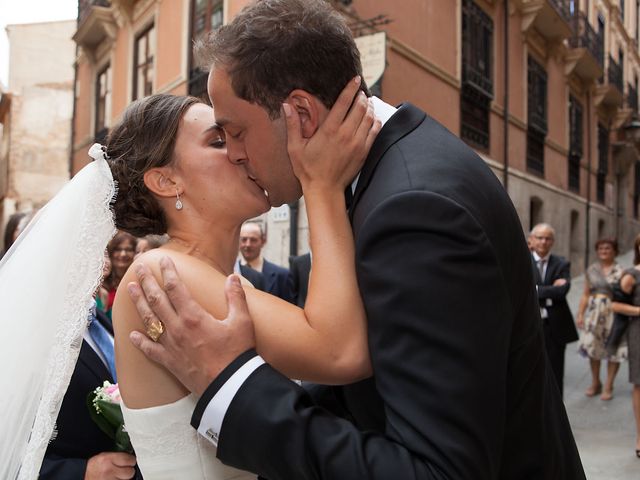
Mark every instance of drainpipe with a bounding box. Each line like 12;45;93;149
288;199;299;257
69;44;79;178
585;86;593;271
503;0;510;191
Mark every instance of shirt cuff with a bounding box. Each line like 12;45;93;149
191;349;265;446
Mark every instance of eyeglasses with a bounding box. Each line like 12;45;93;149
112;247;135;254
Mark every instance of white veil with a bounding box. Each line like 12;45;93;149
0;144;117;479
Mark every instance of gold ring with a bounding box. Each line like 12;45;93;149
147;320;165;342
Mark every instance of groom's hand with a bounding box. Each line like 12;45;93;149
128;257;256;395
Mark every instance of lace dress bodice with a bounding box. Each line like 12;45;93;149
121;394;255;480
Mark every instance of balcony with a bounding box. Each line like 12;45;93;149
515;0;573;41
565;12;604;81
595;55;624;108
78;0;110;25
73;0;116;55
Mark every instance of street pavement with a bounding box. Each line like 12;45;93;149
564;250;639;479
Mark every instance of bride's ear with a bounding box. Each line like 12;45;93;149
285;90;322;138
143;168;180;198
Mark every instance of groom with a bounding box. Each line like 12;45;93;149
129;0;585;478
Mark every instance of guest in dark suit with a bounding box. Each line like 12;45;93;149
289;252;311;307
239;222;293;302
40;307;140;480
129;1;585;478
530;222;579;396
239;263;266;292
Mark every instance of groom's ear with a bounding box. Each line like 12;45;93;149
285;90;321;138
143;168;179;198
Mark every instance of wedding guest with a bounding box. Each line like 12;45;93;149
239;221;293;302
577;238;626;400
616;233;640;458
104;232;137;315
1;212;25;258
39;303;141;479
531;223;578;395
289;252;311;307
135;234;168;258
96;252;112;315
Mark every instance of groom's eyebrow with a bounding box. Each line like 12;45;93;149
203;125;224;135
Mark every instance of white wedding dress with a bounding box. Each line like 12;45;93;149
122;394;255;480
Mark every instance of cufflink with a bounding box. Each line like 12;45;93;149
205;428;219;444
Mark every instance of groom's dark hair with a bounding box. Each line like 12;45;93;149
195;0;369;118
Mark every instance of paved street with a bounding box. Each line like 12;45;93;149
565;251;639;479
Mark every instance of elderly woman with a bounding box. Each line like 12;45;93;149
577;238;626;400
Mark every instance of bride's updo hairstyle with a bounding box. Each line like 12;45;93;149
106;94;200;237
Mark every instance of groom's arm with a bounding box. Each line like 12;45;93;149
186;192;514;480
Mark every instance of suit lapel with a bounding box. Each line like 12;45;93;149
95;308;113;335
531;254;542;284
78;341;114;384
349;103;426;221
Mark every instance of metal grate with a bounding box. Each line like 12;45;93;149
528;57;548;134
597;124;608;204
460;85;490;150
461;0;493;98
527;129;545;176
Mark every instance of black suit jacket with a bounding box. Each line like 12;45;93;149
261;259;294;303
288;253;311;307
40;310;117;479
212;104;585;479
532;253;578;345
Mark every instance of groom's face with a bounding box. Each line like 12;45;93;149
208;68;303;207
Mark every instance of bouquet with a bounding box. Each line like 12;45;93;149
87;381;133;453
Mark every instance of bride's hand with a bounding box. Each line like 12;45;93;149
284;76;382;194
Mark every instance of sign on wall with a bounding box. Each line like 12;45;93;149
355;31;386;87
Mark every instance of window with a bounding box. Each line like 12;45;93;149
568;95;583;192
133;24;155;100
635;162;640;218
189;0;224;101
530;197;543;231
527;57;547;176
621;0;626;22
460;0;493;151
95;63;111;144
636;0;639;43
192;0;223;39
597;124;609;204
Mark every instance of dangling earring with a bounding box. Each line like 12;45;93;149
175;190;183;210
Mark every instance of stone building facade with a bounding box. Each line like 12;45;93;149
70;0;640;273
0;20;76;237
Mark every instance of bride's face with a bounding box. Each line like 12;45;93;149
170;103;271;223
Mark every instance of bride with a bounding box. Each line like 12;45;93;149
0;78;378;479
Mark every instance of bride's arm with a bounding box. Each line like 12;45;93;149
121;79;380;402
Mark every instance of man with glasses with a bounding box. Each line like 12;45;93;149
531;223;578;395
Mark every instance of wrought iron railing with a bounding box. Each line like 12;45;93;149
78;0;111;25
608;55;623;93
569;11;604;70
549;0;572;24
628;83;638;112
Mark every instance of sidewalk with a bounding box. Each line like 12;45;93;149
564;250;639;479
